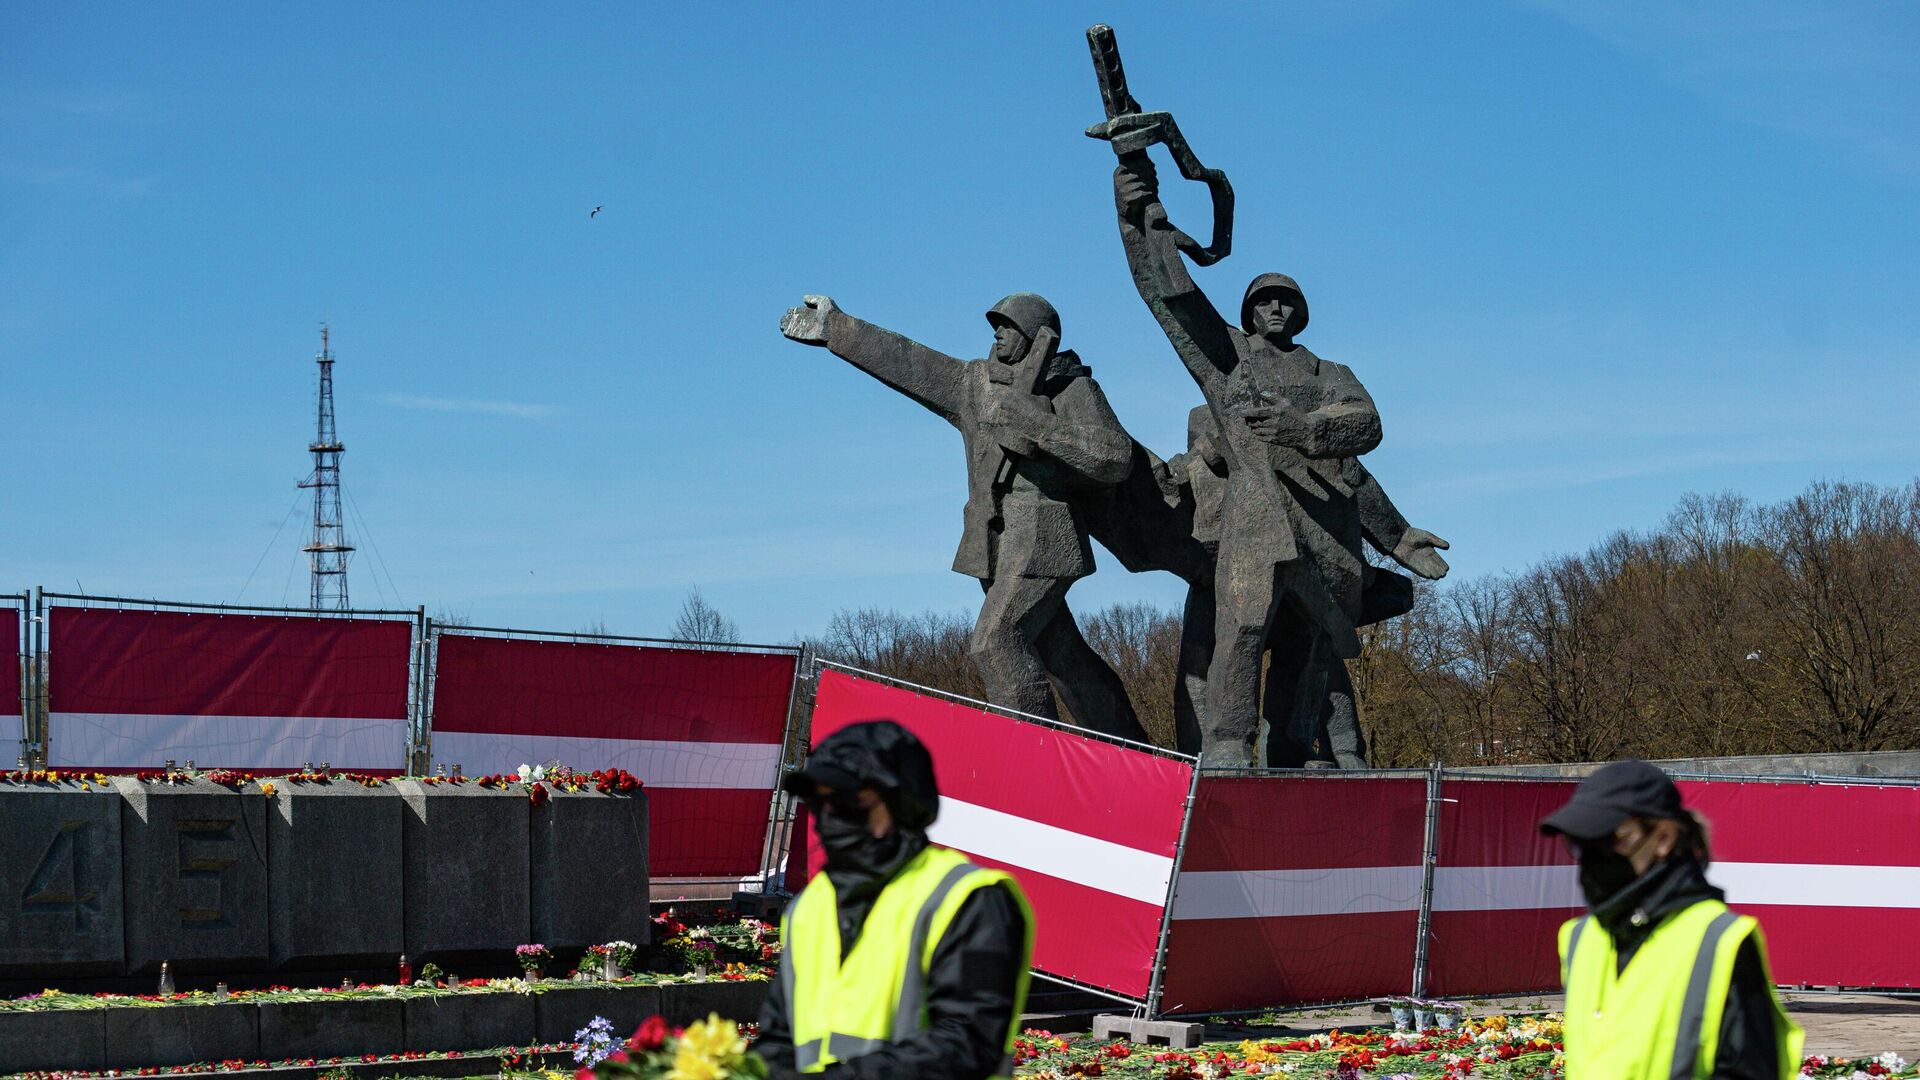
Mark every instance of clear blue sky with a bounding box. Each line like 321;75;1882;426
4;3;1916;643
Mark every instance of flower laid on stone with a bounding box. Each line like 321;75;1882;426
573;1017;620;1068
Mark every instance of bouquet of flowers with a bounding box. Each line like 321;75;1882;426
577;1013;766;1079
516;943;552;975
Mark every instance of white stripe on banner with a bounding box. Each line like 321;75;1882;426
1173;867;1426;920
428;731;782;789
927;797;1176;907
49;712;405;769
1171;862;1920;921
1432;864;1582;912
1709;862;1920;908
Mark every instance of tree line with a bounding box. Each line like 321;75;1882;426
803;479;1920;766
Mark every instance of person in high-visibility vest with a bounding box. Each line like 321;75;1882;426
757;720;1034;1080
1542;759;1804;1079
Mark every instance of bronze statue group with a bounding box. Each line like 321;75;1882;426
781;27;1450;770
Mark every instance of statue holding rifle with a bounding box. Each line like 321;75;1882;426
1087;24;1450;767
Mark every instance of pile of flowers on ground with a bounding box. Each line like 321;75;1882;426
5;1042;577;1079
1013;1015;1565;1078
1801;1052;1915;1078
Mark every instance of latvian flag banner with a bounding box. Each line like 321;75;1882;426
427;633;798;879
810;668;1196;1001
3;605;21;752
48;606;412;773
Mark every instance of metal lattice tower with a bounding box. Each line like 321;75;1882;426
298;325;353;610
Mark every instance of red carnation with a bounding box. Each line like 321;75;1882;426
529;782;550;806
628;1015;669;1052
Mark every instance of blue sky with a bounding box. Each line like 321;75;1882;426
4;2;1916;642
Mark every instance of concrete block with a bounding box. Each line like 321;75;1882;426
1091;1014;1203;1048
534;984;664;1043
658;979;767;1026
530;788;649;950
0;1009;106;1073
116;777;269;974
403;990;536;1052
268;780;404;968
102;1002;260;1068
259;997;404;1060
393;781;530;962
0;782;125;976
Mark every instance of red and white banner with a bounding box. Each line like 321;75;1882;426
429;633;798;879
47;606;412;772
1157;775;1428;1011
1424;778;1583;997
809;669;1195;1001
1680;780;1920;989
1413;776;1920;997
4;606;21;753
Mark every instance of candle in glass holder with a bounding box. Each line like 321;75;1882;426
397;954;412;985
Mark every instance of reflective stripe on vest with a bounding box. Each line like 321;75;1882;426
1669;910;1741;1080
783;845;1033;1076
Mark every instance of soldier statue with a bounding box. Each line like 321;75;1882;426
1109;156;1449;766
781;293;1152;743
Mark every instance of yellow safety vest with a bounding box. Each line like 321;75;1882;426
782;844;1034;1077
1559;898;1804;1079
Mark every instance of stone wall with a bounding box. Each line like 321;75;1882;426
0;779;648;978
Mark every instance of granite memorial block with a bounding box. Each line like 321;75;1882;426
534;984;664;1043
392;780;530;961
403;991;536;1053
102;1002;260;1069
0;781;125;976
0;1009;106;1073
116;777;269;974
531;787;649;950
258;997;404;1060
657;980;767;1026
268;779;404;968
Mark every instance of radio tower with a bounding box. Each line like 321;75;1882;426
299;325;353;610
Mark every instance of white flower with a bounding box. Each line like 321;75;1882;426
517;764;532;781
1878;1053;1908;1071
532;765;546;780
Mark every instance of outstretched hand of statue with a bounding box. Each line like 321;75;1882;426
780;295;839;347
1393;527;1452;580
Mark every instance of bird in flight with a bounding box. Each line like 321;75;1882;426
590;205;603;218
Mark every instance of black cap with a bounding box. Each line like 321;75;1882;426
1540;759;1684;842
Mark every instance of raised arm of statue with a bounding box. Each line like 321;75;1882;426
781;295;968;426
1112;154;1238;395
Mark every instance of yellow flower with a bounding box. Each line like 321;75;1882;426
665;1013;745;1080
260;782;277;797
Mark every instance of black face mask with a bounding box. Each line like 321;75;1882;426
815;801;900;878
1578;845;1642;908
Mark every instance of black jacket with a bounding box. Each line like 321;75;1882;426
1593;857;1784;1080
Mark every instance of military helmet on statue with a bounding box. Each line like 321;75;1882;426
1240;272;1309;337
984;292;1061;342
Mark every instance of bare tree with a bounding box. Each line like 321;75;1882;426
673;588;740;644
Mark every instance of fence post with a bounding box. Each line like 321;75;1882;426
1412;761;1442;998
30;586;45;767
756;644;811;892
1144;754;1204;1019
410;608;432;776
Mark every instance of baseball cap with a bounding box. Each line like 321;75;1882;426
1540;758;1685;842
